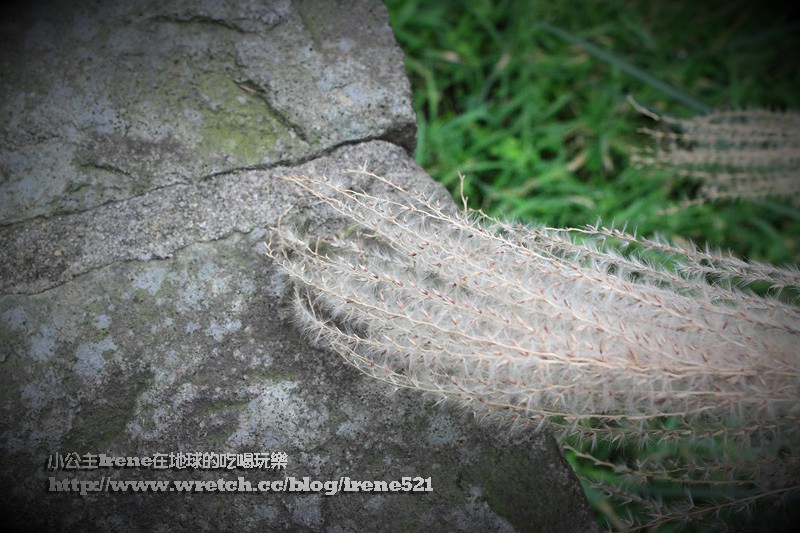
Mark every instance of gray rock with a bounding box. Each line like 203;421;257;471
0;1;599;531
0;0;415;225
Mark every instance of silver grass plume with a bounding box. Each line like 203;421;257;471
265;170;800;529
630;98;800;203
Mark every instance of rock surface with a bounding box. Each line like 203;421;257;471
0;1;599;531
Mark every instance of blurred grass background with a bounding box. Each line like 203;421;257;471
383;0;799;266
382;0;800;529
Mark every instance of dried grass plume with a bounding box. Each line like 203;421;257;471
631;97;800;203
266;170;800;529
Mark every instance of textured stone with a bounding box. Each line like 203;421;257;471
0;0;415;224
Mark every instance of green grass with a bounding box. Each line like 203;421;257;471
383;0;800;529
385;0;800;265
